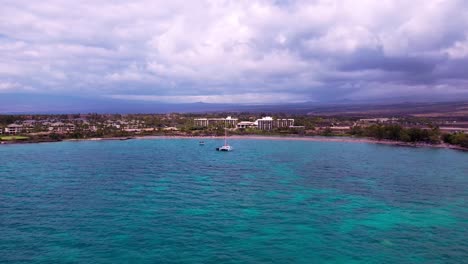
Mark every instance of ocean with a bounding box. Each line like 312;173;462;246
1;138;467;263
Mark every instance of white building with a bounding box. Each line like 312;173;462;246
440;127;468;134
257;116;274;130
359;118;398;124
48;122;75;133
194;116;238;127
256;117;295;131
237;121;257;129
163;126;179;131
275;118;295;128
194;118;209;127
5;124;24;134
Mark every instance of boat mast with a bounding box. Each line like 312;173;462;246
224;128;227;146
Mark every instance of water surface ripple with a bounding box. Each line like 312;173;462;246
1;139;467;263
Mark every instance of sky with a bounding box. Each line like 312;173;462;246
1;0;468;106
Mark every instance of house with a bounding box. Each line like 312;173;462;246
48;122;75;133
440;127;468;134
358;118;398;125
22;120;38;127
289;126;305;130
123;128;142;132
330;126;351;134
163;127;179;131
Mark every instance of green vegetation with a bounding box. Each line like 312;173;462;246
0;136;29;141
0;113;467;149
0;115;21;126
321;127;333;136
350;125;441;143
442;133;468;148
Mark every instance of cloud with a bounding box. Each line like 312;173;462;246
109;92;308;104
0;0;467;103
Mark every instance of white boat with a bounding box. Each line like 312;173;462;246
216;129;233;151
216;145;233;151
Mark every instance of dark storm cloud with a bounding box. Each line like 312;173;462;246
0;0;468;103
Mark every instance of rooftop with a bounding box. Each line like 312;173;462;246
7;124;23;128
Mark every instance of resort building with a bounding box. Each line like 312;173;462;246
257;116;274;130
236;121;257;129
193;116;296;130
194;116;239;128
275;118;295;129
193;118;209;127
256;117;295;130
5;124;24;134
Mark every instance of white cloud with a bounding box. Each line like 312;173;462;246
304;26;380;54
0;0;467;103
0;82;20;91
109;92;310;104
445;35;468;59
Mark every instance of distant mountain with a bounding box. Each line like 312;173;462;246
0;93;467;118
0;94;237;114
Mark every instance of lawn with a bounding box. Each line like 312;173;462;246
0;136;29;141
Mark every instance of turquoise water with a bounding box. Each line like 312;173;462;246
0;139;467;263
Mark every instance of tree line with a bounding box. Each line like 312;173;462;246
349;124;440;143
442;133;468;148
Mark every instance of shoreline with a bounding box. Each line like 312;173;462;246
2;134;466;151
71;135;468;151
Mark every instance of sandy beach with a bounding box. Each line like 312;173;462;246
4;135;463;151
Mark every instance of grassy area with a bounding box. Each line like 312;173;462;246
0;136;29;141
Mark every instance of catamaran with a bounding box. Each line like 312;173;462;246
216;129;233;151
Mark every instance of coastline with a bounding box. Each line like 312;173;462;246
117;135;468;151
2;135;466;151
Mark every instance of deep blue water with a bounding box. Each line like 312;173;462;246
1;139;467;263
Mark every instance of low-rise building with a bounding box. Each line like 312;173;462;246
440;127;468;134
329;126;351;134
22;120;38;127
123;128;142;133
237;121;257;129
163;126;179;131
5;124;24;134
48;122;75;133
358;118;398;125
